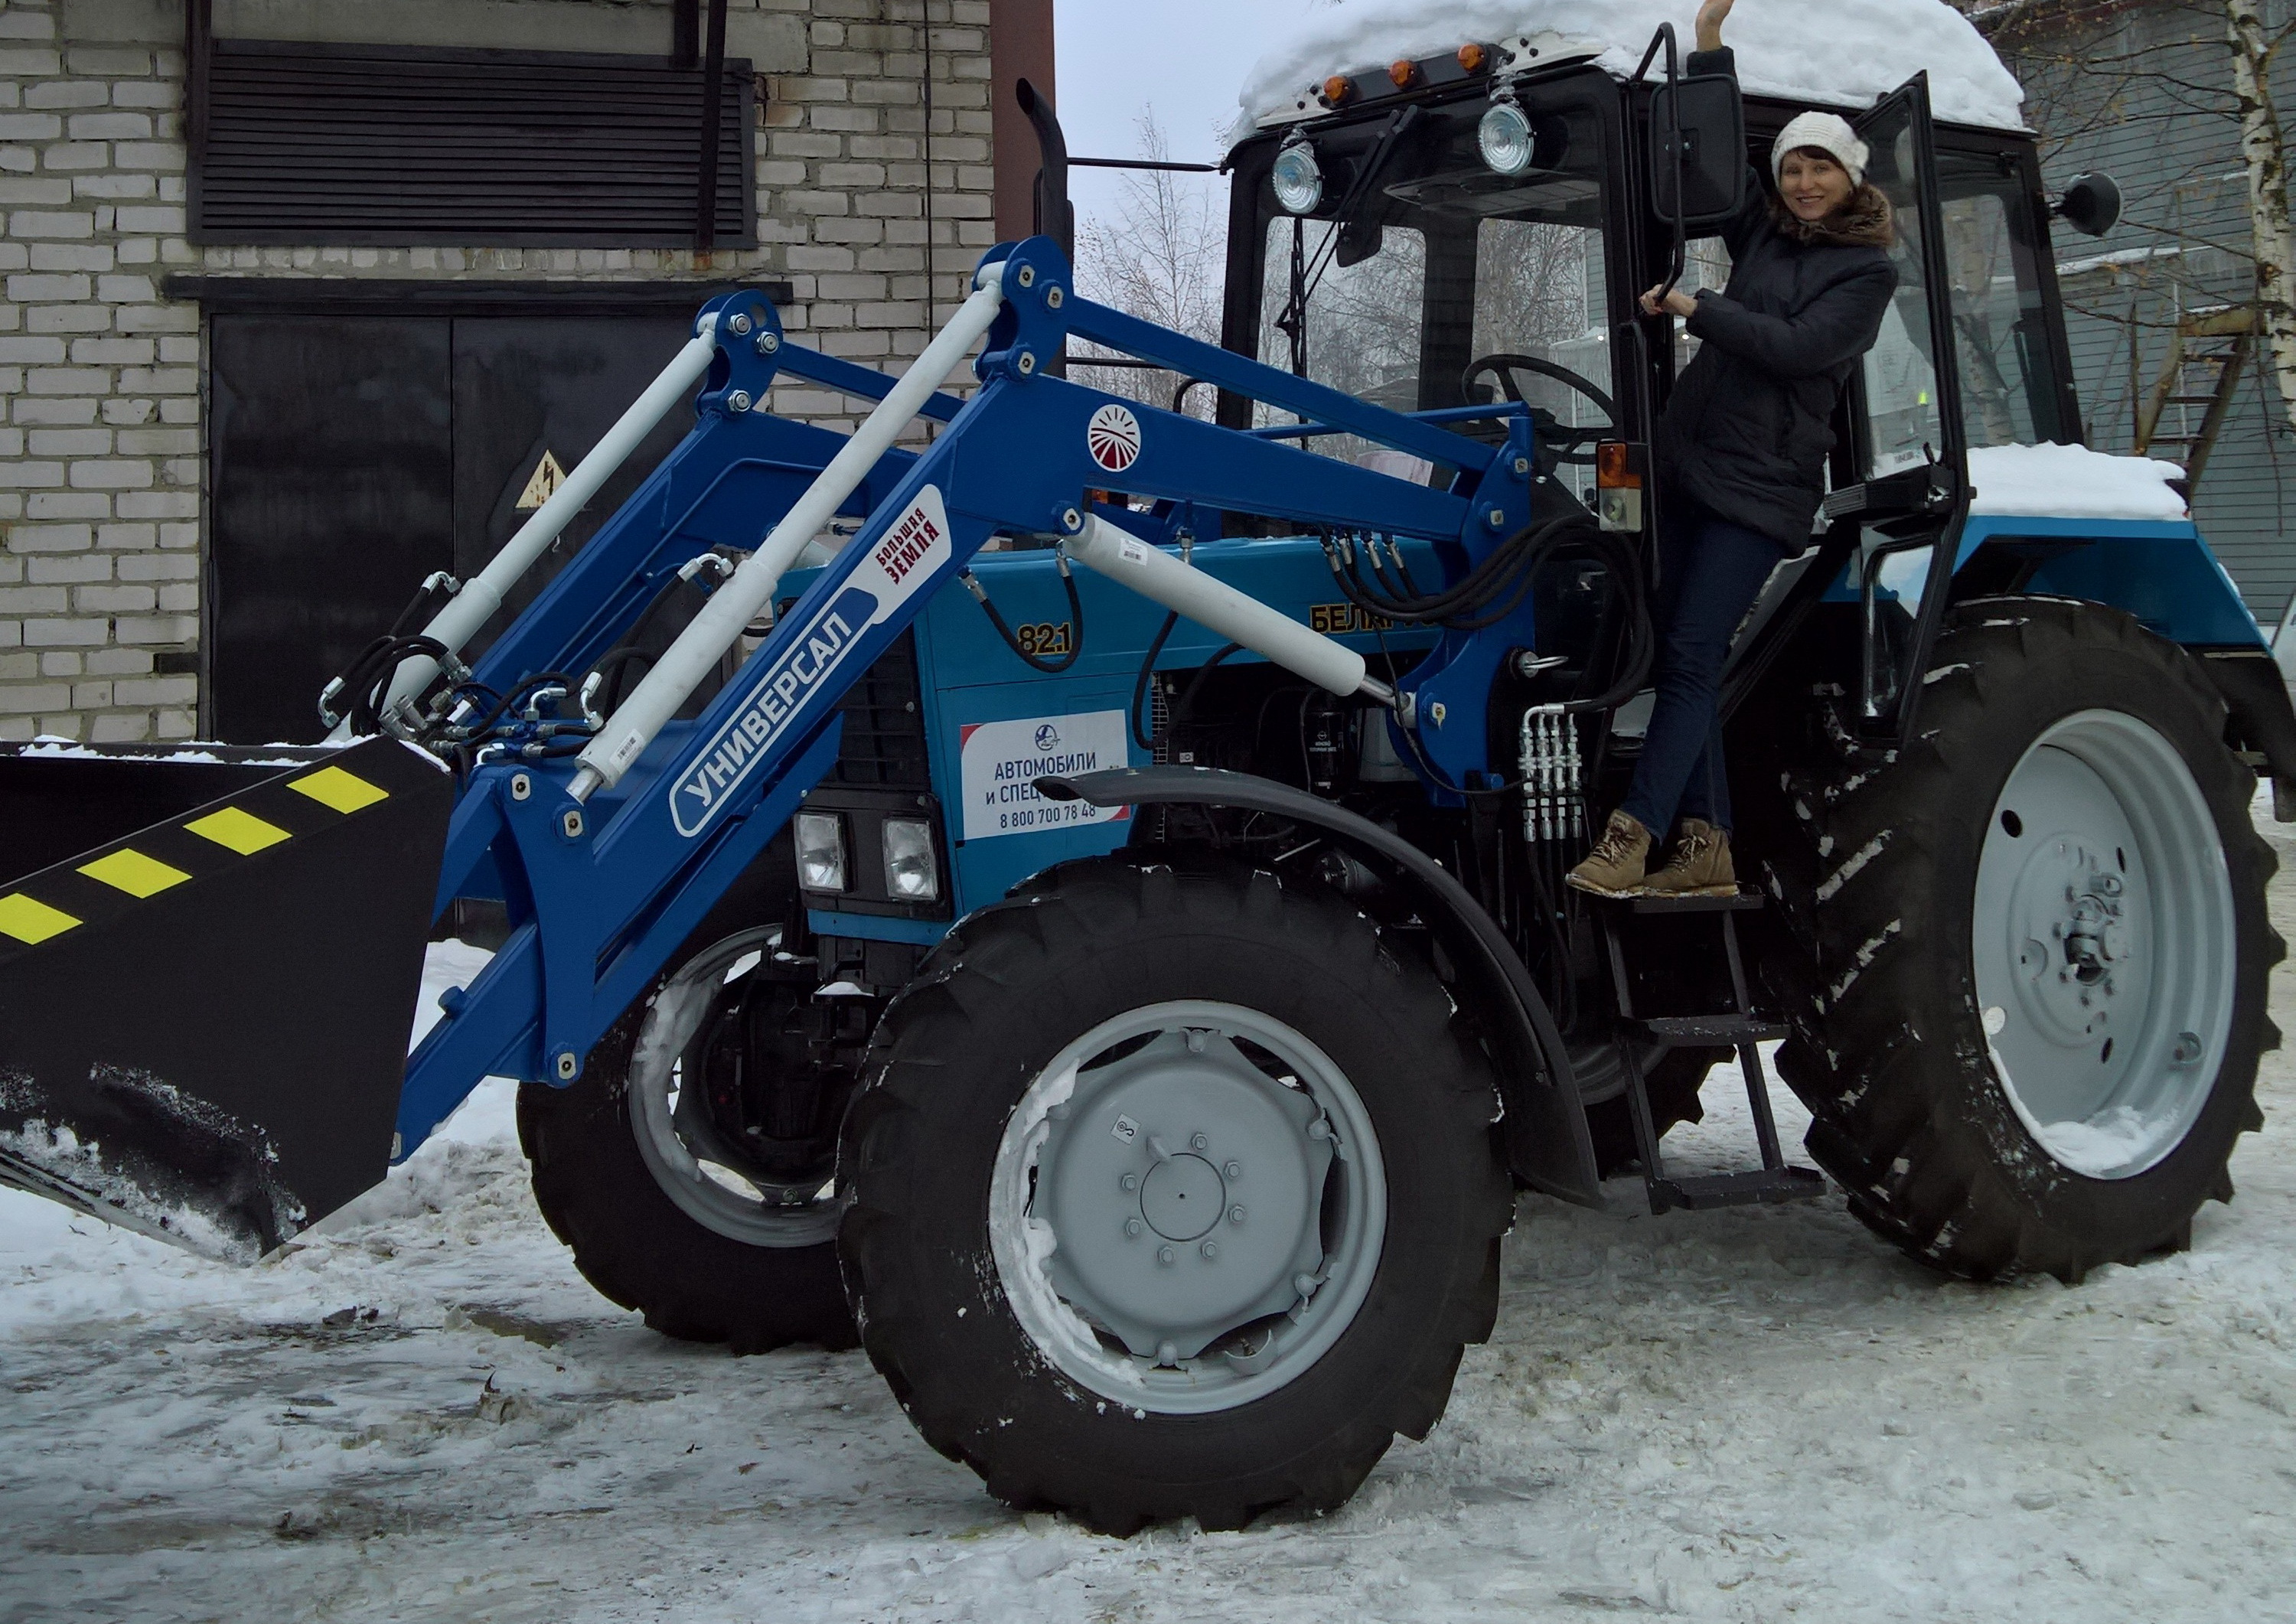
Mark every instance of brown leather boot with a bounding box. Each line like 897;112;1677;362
1642;818;1738;898
1566;810;1652;896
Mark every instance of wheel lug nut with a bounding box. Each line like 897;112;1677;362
1190;1133;1209;1152
1120;1172;1139;1192
1225;1159;1241;1178
1229;1205;1246;1224
1125;1218;1143;1238
1201;1241;1218;1260
1157;1339;1179;1365
1158;1246;1175;1266
1308;1120;1329;1140
1294;1272;1317;1296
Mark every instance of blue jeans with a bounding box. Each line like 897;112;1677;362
1618;500;1788;836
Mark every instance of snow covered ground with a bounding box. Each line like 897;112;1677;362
5;826;2296;1621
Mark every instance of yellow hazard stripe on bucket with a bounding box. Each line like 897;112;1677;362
0;893;81;944
185;805;291;855
289;764;389;814
77;847;191;898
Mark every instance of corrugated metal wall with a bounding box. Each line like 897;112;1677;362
1993;0;2296;628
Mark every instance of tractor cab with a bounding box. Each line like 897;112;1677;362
1214;29;2090;746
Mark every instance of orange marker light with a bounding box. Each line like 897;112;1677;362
1322;74;1355;106
1458;42;1488;72
1388;59;1418;89
1596;442;1643;490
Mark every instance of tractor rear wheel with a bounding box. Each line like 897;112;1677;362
838;856;1511;1532
518;928;858;1352
1750;598;2279;1281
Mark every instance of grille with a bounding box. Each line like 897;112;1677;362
828;633;932;789
192;41;754;247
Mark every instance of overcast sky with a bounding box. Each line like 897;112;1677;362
1051;0;1320;224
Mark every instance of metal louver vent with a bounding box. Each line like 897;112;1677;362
191;41;755;249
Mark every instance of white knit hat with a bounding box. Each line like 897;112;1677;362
1772;112;1870;188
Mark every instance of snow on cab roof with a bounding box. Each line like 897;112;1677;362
1234;0;2027;142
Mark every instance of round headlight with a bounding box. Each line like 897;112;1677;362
1271;141;1323;214
1478;98;1536;177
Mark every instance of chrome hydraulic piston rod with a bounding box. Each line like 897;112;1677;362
571;263;1009;799
1067;516;1397;706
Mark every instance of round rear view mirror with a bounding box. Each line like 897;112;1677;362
2053;171;2122;238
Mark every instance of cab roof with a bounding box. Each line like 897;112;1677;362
1232;0;2027;144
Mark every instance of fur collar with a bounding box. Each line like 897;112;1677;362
1770;184;1895;249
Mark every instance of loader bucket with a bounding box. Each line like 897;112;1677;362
0;736;451;1261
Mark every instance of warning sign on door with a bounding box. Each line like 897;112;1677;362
959;710;1131;840
515;449;568;511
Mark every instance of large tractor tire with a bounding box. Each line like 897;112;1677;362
1583;1048;1721;1176
1749;598;2279;1282
838;856;1512;1533
518;927;858;1352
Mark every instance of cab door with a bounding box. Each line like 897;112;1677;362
1833;73;1972;740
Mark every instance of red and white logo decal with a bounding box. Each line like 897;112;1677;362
1086;403;1143;473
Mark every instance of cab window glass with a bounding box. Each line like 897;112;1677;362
1257;218;1429;474
1469;220;1609;504
1937;158;2063;447
1252;76;1616;480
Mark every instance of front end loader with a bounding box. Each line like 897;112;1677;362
7;21;2293;1534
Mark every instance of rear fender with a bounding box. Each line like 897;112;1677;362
1037;765;1602;1206
1949;517;2296;800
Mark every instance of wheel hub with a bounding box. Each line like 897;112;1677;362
1036;1028;1334;1365
2004;833;2143;1048
1139;1152;1225;1241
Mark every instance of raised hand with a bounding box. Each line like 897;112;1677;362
1695;0;1736;52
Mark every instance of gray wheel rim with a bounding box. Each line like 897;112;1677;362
988;1000;1388;1414
627;928;846;1247
1972;708;2236;1179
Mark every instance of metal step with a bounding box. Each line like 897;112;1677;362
1649;1166;1828;1211
1627;1014;1789;1047
1601;888;1764;915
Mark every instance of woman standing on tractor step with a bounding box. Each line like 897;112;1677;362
1568;0;1898;898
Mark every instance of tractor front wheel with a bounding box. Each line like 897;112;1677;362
1753;598;2280;1281
838;856;1512;1532
518;928;858;1351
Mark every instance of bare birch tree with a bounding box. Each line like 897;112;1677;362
1071;113;1227;419
2227;0;2296;437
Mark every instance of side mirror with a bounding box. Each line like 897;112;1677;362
2053;171;2122;237
1650;75;1746;226
1336;218;1385;268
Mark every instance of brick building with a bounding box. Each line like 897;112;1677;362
0;0;1054;742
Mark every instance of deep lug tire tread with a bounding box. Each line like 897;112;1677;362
518;1003;857;1353
838;856;1512;1532
1740;597;2280;1282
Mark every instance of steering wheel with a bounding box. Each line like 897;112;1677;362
1461;353;1616;468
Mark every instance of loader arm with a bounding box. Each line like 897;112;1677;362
400;236;1565;1156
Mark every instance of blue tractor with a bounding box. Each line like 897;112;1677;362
2;27;2288;1531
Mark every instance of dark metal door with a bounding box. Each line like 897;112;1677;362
207;314;694;742
207;315;453;744
450;316;695;651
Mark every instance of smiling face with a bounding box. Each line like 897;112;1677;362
1779;148;1857;221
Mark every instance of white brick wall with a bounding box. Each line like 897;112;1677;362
0;0;998;741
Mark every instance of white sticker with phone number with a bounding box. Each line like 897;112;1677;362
958;709;1131;840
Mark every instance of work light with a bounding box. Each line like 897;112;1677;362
1272;138;1323;214
1479;93;1536;176
794;811;848;892
881;817;941;901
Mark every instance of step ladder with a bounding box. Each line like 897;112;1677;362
1596;890;1826;1213
2135;305;2255;491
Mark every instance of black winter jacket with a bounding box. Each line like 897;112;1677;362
1657;48;1899;548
